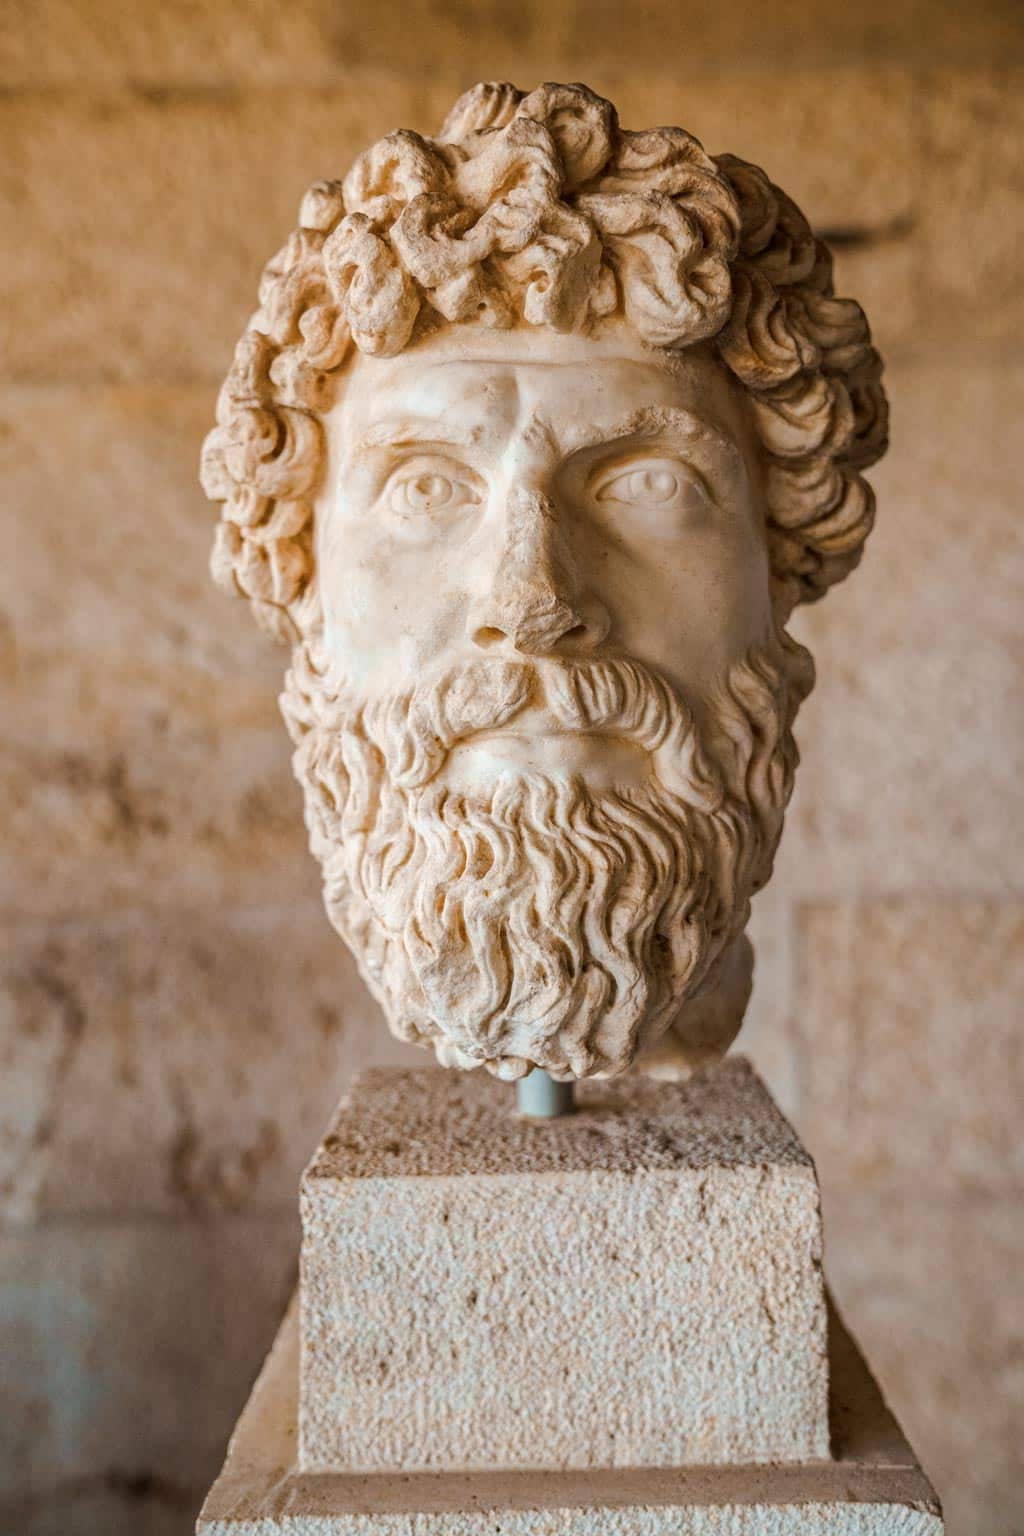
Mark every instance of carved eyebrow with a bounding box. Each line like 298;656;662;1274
561;406;741;464
354;419;484;453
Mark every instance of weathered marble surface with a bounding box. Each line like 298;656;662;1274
200;78;884;1082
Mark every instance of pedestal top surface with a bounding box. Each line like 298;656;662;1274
305;1056;812;1183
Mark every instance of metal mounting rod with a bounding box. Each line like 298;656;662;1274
517;1067;575;1118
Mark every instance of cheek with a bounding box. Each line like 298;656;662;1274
319;523;470;685
586;516;772;679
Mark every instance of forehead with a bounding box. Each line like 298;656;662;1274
330;325;753;452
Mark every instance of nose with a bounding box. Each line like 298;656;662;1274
469;485;609;656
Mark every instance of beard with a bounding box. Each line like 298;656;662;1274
281;628;813;1081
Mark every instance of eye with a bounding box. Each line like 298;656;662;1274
597;466;679;504
385;459;482;519
595;458;709;512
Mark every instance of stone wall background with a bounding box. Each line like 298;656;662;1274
1;3;1021;1532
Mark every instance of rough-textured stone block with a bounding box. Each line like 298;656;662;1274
917;68;1024;347
300;1061;829;1472
0;88;454;385
653;67;916;231
0;0;576;90
326;0;571;84
0;689;309;922
0;388;266;675
333;0;1021;77
830;235;919;358
794;899;1024;1189
788;359;1024;896
199;1294;942;1534
0;0;333;87
0;904;415;1222
0;387;313;919
0;1214;298;1501
823;1190;1021;1536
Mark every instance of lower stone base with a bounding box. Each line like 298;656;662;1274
198;1295;942;1535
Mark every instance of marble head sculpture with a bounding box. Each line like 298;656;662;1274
201;81;887;1083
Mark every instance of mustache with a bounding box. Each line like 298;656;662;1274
353;654;726;812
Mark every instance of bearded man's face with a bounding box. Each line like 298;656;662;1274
283;322;812;1080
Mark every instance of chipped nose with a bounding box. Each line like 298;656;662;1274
469;486;601;656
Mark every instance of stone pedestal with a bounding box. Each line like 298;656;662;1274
197;1060;944;1534
300;1060;828;1470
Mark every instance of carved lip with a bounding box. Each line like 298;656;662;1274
464;702;625;746
442;720;650;790
463;725;623;746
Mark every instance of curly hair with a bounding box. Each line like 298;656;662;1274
200;80;888;644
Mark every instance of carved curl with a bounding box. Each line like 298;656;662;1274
202;82;887;636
